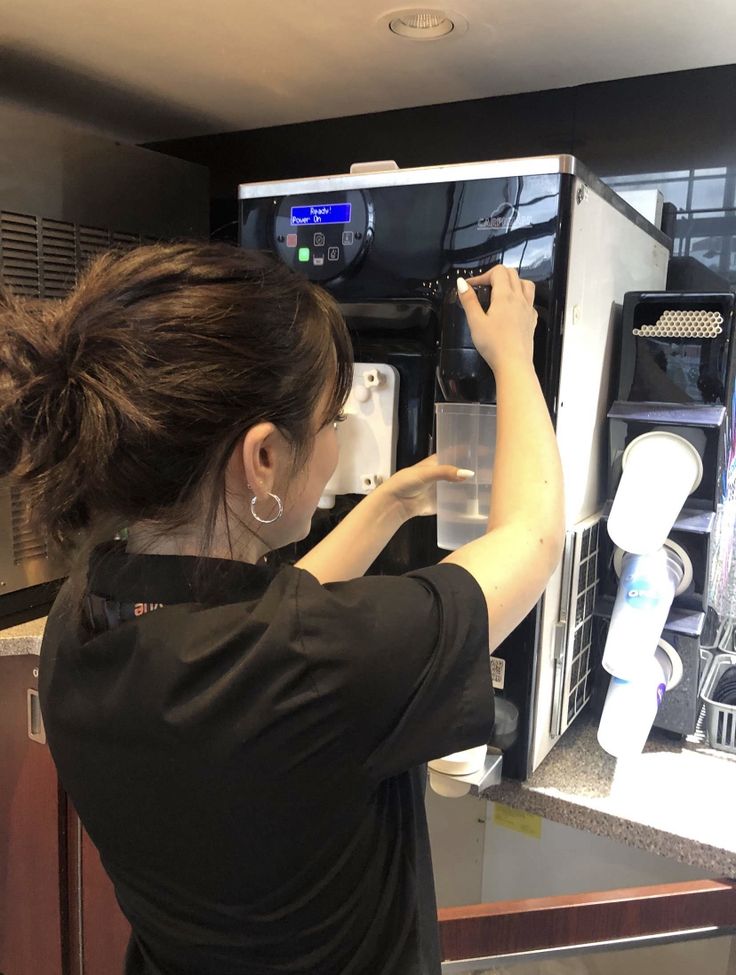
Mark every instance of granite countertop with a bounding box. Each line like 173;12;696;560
4;616;735;875
0;617;46;656
484;714;736;876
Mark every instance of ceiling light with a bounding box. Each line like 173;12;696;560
386;8;467;41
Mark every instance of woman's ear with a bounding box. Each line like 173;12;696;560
240;422;279;497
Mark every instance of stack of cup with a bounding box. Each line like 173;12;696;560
598;430;700;756
428;745;488;798
606;431;703;555
597;641;683;758
601;546;686;681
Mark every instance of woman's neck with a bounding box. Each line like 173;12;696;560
125;520;267;563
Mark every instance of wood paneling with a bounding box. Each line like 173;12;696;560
439;878;736;961
0;656;63;975
66;804;130;975
79;826;130;975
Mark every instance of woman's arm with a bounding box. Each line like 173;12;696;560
441;268;565;652
296;457;470;583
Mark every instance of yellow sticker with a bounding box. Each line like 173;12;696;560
493;802;542;839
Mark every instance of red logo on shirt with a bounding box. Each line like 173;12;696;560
133;602;165;617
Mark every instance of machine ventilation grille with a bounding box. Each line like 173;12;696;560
566;520;600;726
10;486;48;565
550;514;601;739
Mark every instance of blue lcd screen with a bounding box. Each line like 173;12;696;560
290;203;352;226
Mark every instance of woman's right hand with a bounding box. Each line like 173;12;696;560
456;265;538;375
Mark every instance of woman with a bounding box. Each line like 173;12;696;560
0;243;563;975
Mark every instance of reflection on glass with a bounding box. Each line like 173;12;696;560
458;931;735;974
691;178;729;210
603;166;736;286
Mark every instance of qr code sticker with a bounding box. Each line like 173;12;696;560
490;655;505;690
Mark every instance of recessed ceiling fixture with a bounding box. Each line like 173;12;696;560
384;8;468;41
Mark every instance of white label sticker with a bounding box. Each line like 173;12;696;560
490;655;506;690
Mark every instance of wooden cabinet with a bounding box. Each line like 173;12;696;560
439;879;736;964
66;808;130;975
0;655;63;975
2;654;734;974
0;654;129;975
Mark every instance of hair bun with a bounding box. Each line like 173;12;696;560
0;285;126;542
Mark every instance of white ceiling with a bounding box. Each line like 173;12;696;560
2;0;736;143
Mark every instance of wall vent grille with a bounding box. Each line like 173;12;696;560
0;210;144;299
10;485;48;564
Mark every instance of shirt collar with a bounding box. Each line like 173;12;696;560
87;541;278;606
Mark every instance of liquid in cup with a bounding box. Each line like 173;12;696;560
435;403;497;551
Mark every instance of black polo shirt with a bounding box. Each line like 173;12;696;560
40;542;493;975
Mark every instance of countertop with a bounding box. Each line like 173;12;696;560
0;617;46;656
3;617;735;875
485;715;736;876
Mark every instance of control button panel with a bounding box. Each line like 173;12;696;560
271;189;373;282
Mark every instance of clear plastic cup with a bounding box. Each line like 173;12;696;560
435;403;497;551
607;431;703;555
602;547;685;681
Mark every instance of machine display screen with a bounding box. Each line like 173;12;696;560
290;203;352;226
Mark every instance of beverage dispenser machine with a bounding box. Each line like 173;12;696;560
239;155;670;779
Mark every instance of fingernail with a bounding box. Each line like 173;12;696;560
456;277;469;294
456;468;475;479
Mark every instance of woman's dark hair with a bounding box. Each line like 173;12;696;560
0;241;353;554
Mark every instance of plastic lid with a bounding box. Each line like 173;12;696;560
621;430;703;493
427;744;487;776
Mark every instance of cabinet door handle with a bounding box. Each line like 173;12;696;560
27;688;47;744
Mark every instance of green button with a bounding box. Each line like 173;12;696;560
298;247;310;263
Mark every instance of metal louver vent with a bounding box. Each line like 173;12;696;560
0;211;40;296
1;213;145;298
10;485;48;564
550;514;601;739
565;520;600;726
41;218;77;298
77;225;112;267
112;231;140;250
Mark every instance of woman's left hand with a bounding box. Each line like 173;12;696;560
380;454;474;521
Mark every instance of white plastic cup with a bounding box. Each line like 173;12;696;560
597;644;676;758
602;547;684;681
428;744;488;798
435;403;497;551
607;431;703;555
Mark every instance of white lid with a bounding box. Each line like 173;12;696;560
428;744;487;776
621;431;703;493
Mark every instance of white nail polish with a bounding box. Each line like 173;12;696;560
456;277;469;294
456;468;475;479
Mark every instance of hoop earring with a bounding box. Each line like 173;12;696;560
250;492;283;525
